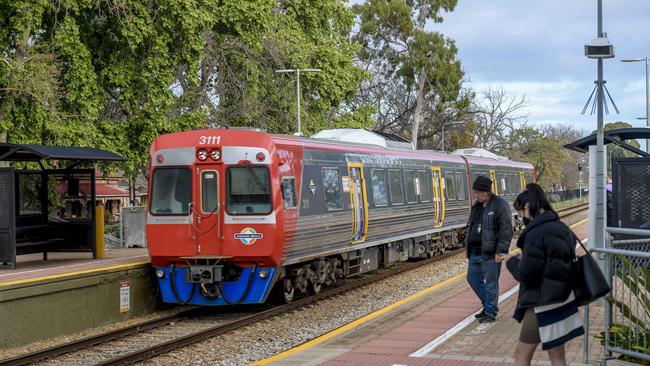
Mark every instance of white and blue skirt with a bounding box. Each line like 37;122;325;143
516;292;585;350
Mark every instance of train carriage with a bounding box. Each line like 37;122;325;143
146;128;534;306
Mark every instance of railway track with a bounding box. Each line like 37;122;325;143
556;202;589;218
1;249;463;366
1;202;589;366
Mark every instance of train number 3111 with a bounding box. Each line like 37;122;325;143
199;135;221;145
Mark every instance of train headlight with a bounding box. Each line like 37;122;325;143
209;148;221;161
155;268;166;278
196;148;208;161
258;269;268;279
256;152;265;162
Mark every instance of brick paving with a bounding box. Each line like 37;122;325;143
266;221;606;366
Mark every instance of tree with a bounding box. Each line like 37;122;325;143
542;123;585;190
1;0;368;176
472;87;528;152
352;0;463;147
0;0;214;175
603;121;641;169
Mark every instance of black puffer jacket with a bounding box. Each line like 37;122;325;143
465;194;513;259
506;210;576;308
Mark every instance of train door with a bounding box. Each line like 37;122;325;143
348;163;368;243
431;167;445;228
192;166;222;254
489;169;498;195
519;171;526;191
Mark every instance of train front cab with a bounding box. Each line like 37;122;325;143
147;132;283;306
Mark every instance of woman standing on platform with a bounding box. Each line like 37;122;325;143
506;183;584;366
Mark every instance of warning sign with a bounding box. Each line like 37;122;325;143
120;282;130;313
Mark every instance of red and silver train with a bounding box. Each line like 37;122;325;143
146;129;534;305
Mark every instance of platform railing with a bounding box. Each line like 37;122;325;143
583;227;650;364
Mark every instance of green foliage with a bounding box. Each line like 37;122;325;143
597;256;650;364
1;0;367;175
504;126;569;191
603;122;641;170
353;0;463;145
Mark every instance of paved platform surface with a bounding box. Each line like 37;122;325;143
260;220;603;366
0;248;150;285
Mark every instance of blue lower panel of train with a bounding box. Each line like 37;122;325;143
156;266;277;305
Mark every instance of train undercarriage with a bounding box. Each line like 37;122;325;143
275;227;467;303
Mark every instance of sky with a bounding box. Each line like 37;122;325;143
351;0;650;133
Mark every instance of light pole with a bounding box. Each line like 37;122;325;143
441;121;463;152
275;68;322;136
621;57;650;152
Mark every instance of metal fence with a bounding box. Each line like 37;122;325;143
120;206;146;248
548;188;589;210
584;227;650;364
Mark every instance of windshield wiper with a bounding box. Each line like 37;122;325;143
245;165;267;193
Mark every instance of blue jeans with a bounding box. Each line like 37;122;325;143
467;253;502;318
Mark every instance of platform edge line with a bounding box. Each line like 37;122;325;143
0;260;151;288
249;271;467;366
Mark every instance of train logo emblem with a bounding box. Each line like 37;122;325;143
235;227;263;245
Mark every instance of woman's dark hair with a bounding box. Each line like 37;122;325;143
513;183;554;217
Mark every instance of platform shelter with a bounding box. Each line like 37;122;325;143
0;143;125;268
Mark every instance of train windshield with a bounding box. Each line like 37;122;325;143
150;168;192;215
226;166;272;215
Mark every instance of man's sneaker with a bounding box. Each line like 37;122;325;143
478;315;496;323
474;310;486;319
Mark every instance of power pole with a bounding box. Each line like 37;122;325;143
594;0;606;249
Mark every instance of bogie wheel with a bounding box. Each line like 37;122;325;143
281;277;295;304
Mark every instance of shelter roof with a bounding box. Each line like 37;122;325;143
564;128;650;157
0;143;125;162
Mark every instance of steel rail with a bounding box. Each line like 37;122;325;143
0;308;201;366
94;248;466;366
556;202;589;218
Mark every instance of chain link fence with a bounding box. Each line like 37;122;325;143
584;227;650;364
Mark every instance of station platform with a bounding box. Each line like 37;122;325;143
0;248;157;347
0;248;149;286
256;220;602;366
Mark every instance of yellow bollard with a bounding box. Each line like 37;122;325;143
96;205;105;259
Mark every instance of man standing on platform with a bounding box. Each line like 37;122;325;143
465;176;513;323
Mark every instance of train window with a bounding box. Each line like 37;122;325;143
405;170;417;203
418;170;431;202
455;172;466;200
445;173;456;201
322;168;343;210
226;166;272;215
282;177;297;209
388;170;403;205
371;169;388;206
150;168;192;215
510;175;518;194
201;171;218;213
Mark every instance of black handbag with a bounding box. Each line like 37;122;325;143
572;235;611;306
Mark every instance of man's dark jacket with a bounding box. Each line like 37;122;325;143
465;194;513;259
506;210;576;309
